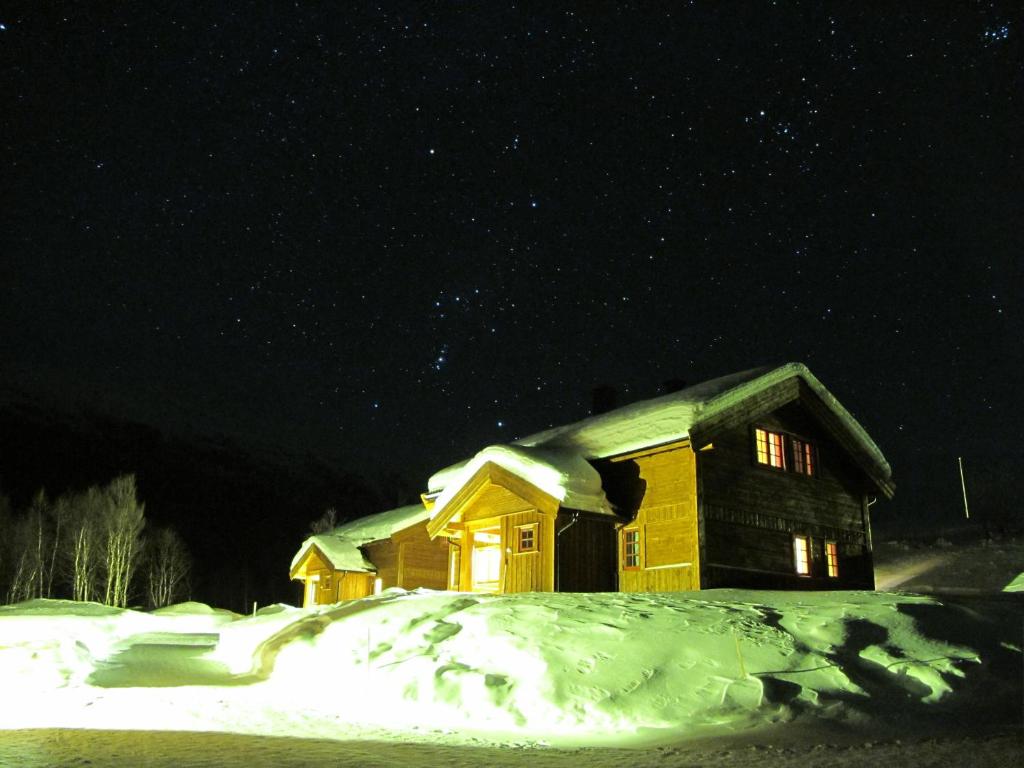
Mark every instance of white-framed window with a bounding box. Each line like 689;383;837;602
793;535;810;576
755;428;787;469
515;523;537;553
306;574;320;606
623;528;641;569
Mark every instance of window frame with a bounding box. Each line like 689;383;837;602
515;523;538;554
622;527;641;570
792;534;811;577
753;427;818;478
825;539;839;578
791;436;816;477
754;427;787;470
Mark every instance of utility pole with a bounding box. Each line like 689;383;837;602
957;456;970;520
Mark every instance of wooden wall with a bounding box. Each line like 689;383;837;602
604;442;701;593
500;510;554;592
697;399;874;590
392;520;449;590
554;511;617;592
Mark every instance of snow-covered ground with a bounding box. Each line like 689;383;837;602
1;539;1021;766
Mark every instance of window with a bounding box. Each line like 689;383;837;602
755;428;786;469
755;428;817;476
623;528;641;569
516;524;537;553
793;535;810;576
825;540;839;578
792;438;815;476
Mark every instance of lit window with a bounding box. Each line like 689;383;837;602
516;524;537;553
792;438;815;476
755;428;786;469
793;535;810;576
623;528;641;569
825;540;839;578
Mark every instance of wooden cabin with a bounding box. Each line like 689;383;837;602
424;363;893;594
289;504;449;606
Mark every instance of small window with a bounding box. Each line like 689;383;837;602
516;524;537;553
755;428;786;469
793;535;810;576
623;528;641;569
792;438;815;476
825;540;839;578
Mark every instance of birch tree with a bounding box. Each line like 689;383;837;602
5;491;51;602
145;527;191;608
63;486;105;603
100;475;146;608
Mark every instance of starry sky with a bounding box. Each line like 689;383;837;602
2;4;1021;529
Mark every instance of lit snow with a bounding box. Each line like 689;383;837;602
0;588;1012;748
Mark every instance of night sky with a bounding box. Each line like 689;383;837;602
3;4;1021;531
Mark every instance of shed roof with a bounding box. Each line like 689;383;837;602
289;503;430;576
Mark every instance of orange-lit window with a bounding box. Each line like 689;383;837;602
516;524;537;553
793;535;810;576
825;540;839;578
623;529;641;569
792;438;815;476
755;428;786;469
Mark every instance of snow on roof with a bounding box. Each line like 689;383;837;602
428;444;613;521
428;363;892;496
290;504;430;575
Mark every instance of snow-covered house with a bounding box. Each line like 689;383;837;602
289;504;448;606
423;362;894;594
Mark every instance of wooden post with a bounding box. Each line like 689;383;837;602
957;456;970;520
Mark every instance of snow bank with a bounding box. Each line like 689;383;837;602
1;589;1017;746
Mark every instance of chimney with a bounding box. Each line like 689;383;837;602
590;385;618;415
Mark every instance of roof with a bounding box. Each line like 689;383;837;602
428;363;893;512
289;503;430;576
428;444;614;520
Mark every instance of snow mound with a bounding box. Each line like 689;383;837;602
2;590;1018;746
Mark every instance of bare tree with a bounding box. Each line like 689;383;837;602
0;491;13;601
63;486;105;603
100;475;146;608
4;490;52;602
145;527;191;608
308;507;338;535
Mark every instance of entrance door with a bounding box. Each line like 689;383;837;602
471;528;502;592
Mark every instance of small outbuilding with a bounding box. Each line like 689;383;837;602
289;504;448;606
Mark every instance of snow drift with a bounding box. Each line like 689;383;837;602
0;589;1020;746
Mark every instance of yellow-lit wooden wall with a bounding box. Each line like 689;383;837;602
449;485;555;593
295;519;448;606
392;520;449;590
615;441;701;592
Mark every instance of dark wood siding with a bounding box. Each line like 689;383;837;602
698;399;874;590
554;511;617;592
